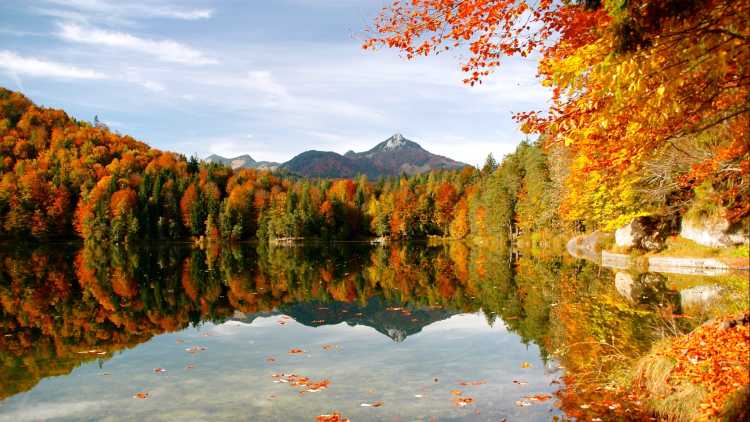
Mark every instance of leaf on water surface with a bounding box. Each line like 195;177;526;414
512;380;529;386
272;373;330;393
288;348;305;355
133;392;149;399
185;346;207;353
266;357;277;363
322;344;337;351
521;361;532;368
315;412;349;422
450;389;463;396
515;400;532;407
522;393;552;402
360;401;384;407
186;365;196;369
457;380;487;386
153;367;167;373
453;397;474;407
175;339;185;344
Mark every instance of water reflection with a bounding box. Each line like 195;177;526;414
0;241;741;420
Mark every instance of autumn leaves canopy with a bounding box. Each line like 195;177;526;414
365;0;749;228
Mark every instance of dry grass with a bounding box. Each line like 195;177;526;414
632;341;708;422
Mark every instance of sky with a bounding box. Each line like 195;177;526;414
0;0;550;167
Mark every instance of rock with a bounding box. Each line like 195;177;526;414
680;216;749;248
615;216;679;251
614;272;635;300
567;231;612;262
680;285;722;308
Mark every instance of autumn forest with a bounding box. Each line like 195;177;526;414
0;0;748;421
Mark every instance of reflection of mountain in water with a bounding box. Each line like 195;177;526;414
232;297;456;342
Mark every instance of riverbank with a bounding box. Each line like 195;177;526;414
566;231;749;420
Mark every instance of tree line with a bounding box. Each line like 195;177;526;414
0;87;562;243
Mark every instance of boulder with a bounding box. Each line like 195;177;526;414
680;216;749;248
615;216;679;252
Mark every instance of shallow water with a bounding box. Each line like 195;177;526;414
0;241;740;421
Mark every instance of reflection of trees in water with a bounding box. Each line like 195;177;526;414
0;242;689;418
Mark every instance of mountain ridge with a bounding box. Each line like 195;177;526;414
206;133;469;178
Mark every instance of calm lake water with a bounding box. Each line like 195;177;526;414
0;241;744;421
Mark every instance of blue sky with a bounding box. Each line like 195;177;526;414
0;0;550;166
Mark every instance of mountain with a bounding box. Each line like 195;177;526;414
205;154;279;171
280;150;377;179
282;133;467;178
206;134;468;178
352;133;467;176
231;298;456;342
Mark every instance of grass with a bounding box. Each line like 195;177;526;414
631;340;708;422
651;236;749;262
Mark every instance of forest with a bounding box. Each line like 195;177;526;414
0;87;563;243
3;75;745;245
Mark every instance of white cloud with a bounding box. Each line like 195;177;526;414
0;50;106;79
138;80;166;92
245;70;289;98
57;23;218;65
43;0;213;21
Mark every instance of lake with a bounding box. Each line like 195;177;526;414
0;241;743;421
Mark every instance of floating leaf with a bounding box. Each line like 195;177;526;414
453;397;475;407
133;391;149;399
315;412;349;422
288;348;305;355
185;346;206;354
153;367;167;373
360;401;384;407
458;380;487;386
521;361;531;368
450;389;463;396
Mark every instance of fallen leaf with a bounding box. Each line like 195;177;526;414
453;397;475;407
521;361;532;368
185;346;206;354
288;348;305;355
450;389;463;396
513;380;529;386
153;367;167;373
516;400;533;407
316;412;349;422
322;344;337;351
133;391;149;399
458;380;487;386
186;364;196;369
360;401;384;407
524;393;552;402
266;357;277;363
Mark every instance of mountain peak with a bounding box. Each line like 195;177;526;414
370;133;422;153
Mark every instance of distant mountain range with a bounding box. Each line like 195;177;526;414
205;133;468;178
204;154;280;171
231;298;456;342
